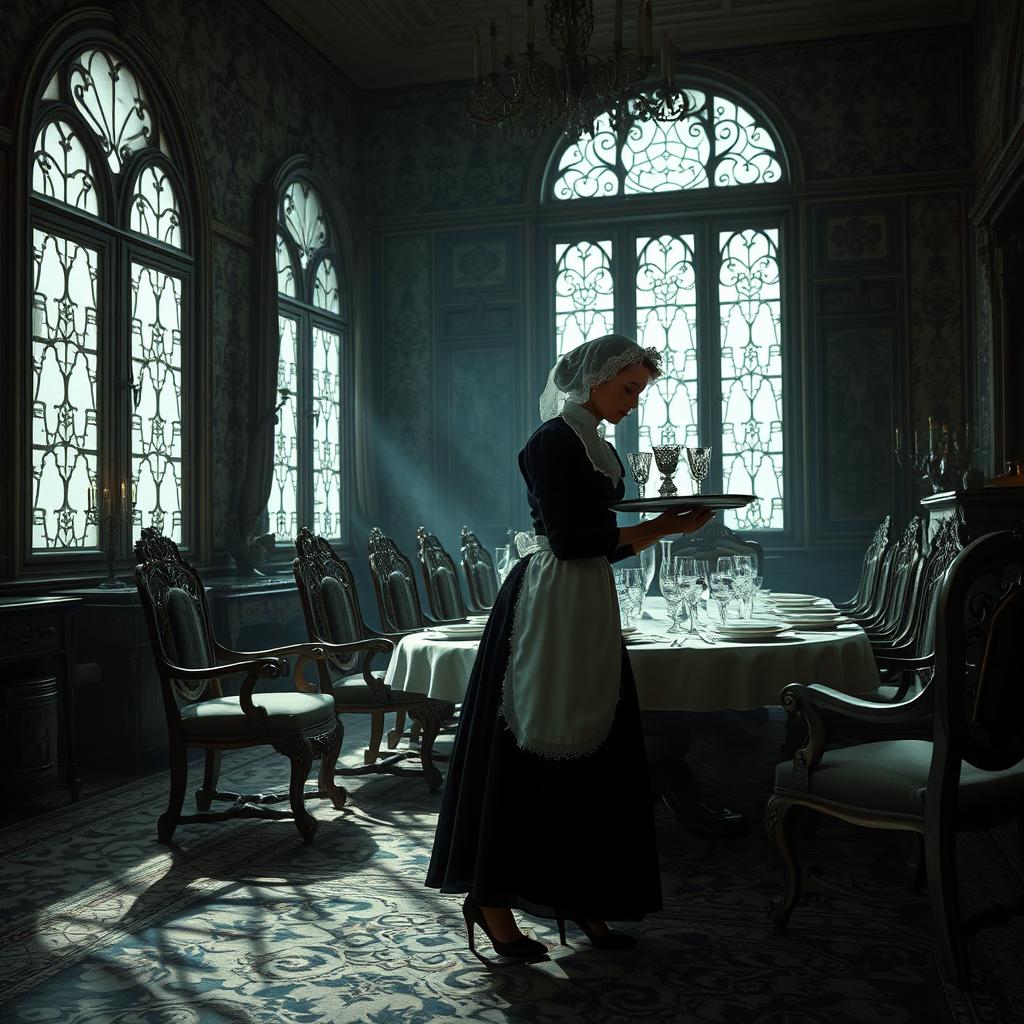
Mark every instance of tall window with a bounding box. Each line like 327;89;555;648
548;87;787;530
269;179;346;542
29;46;193;551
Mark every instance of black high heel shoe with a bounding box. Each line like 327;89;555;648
556;917;638;950
462;895;548;960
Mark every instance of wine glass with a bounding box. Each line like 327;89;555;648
685;446;712;494
659;549;685;632
709;572;733;624
626;451;653;498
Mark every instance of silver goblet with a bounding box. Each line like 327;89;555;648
652;445;681;497
685;446;712;494
626;451;653;497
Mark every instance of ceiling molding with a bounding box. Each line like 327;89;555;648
263;0;975;90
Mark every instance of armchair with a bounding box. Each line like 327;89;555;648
766;527;1024;986
294;528;454;791
133;528;347;844
416;526;470;622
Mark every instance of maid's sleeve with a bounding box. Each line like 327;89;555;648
522;425;628;562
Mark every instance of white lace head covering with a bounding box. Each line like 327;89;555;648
539;335;662;422
539;335;661;482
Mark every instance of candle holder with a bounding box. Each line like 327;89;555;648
895;422;981;493
87;491;137;589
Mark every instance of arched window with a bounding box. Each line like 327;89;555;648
27;43;195;553
269;178;347;542
545;85;789;530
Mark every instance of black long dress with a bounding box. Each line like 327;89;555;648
425;417;662;921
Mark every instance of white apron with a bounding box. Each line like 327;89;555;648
500;535;624;759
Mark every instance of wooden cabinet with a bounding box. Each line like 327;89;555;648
0;595;81;801
920;487;1024;546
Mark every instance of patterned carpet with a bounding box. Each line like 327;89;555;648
1;713;1022;1024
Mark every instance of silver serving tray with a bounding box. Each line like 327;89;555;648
609;494;757;512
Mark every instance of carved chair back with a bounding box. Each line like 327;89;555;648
869;516;923;634
416;527;469;621
933;527;1024;775
848;515;891;611
905;511;964;658
460;526;499;610
293;527;370;680
670;519;765;575
134;528;222;724
368;526;429;633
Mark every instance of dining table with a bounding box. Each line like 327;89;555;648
382;597;882;713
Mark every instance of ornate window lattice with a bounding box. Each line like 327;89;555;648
28;44;192;554
271;177;347;543
548;83;787;529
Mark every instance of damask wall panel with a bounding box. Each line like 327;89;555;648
439;346;519;545
907;193;965;436
973;0;1016;163
820;325;896;523
812;202;901;276
719;29;968;180
379;233;435;542
363;84;525;217
440;228;521;297
210;235;251;551
975;248;995;473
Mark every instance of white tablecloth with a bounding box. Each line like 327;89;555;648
383;599;881;713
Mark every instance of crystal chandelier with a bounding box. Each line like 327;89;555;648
467;0;690;139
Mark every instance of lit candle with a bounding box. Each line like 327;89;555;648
489;17;497;75
103;487;110;513
526;0;535;49
913;430;919;455
504;3;512;59
895;427;901;451
473;26;481;81
614;0;623;49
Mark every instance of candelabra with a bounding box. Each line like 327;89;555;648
87;485;137;589
894;420;983;493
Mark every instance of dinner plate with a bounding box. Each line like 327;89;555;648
608;494;757;513
787;620;846;631
771;592;821;602
621;626;638;636
428;625;486;639
715;624;790;639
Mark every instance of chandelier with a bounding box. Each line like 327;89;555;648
467;0;690;139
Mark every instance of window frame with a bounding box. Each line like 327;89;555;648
537;79;800;542
270;174;352;550
8;15;211;582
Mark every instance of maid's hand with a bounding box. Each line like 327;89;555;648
651;507;716;536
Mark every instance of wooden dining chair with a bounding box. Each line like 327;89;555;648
460;526;499;612
670;519;765;575
133;527;348;843
416;526;471;622
766;527;1024;987
836;515;891;615
368;526;439;633
293;528;455;792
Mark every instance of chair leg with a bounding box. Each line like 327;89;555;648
364;710;385;765
274;736;318;843
765;796;802;933
318;718;348;810
926;825;970;985
158;743;189;843
410;719;423;745
196;749;222;811
387;710;407;749
410;707;444;793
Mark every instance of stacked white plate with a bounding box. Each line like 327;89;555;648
425;622;486;640
779;609;848;631
465;614;490;624
713;618;792;641
771;592;835;609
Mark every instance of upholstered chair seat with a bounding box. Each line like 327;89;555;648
774;739;1024;820
180;692;337;740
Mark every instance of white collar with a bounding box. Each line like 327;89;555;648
559;403;622;483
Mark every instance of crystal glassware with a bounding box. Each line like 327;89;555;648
685;446;712;494
659;552;685;632
709;571;733;624
652;445;681;498
626;451;653;497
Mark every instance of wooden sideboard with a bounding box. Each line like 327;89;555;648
0;595;82;802
920;486;1024;546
